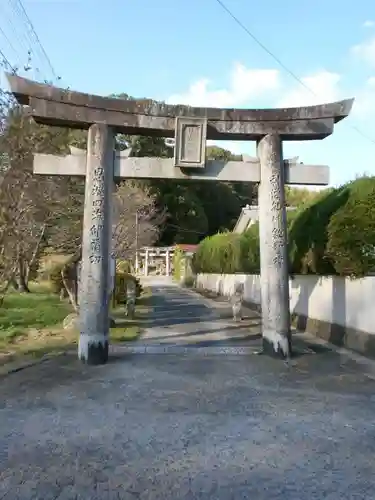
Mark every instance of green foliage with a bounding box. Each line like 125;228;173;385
326;177;375;278
127;135;257;245
195;176;375;279
288;187;346;275
47;255;76;293
0;291;72;343
285;186;323;207
182;275;195;288
193;225;260;275
240;224;260;273
113;272;142;305
193;232;243;274
172;247;184;282
156;183;209;244
116;260;133;273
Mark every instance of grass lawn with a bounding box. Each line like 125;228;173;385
0;284;152;371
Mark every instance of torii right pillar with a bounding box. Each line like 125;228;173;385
256;100;354;359
257;134;291;357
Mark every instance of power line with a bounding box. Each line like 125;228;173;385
0;24;20;62
1;0;31;59
0;0;46;81
165;223;206;235
13;0;60;82
214;0;375;146
0;49;17;74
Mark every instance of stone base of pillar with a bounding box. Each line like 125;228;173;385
262;331;292;359
78;334;109;365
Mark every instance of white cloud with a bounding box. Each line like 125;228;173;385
351;35;375;67
352;76;375;118
363;20;375;28
166;66;346;156
278;71;342;107
168;65;342;112
348;37;375;119
167;62;280;107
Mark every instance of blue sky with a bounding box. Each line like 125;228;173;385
2;0;375;187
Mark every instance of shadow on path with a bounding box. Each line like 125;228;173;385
139;279;261;348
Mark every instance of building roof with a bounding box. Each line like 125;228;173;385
176;244;199;253
233;205;297;234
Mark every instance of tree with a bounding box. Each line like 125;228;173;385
285;186;323;208
0;85;258;304
112;181;165;259
108;93;257;245
0;101;85;296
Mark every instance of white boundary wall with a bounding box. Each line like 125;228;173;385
196;273;375;336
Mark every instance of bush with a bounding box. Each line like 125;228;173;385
195;176;375;279
287;187;349;275
193;226;260;275
193;232;242;274
326;177;375;278
114;272;142;305
240;224;260;273
182;275;195;288
116;260;133;273
285;188;342;275
172;247;184;281
48;255;76;294
48;256;142;305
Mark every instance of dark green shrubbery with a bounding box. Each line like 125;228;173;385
193;228;260;274
240;224;260;273
326;177;375;278
194;176;375;279
193;232;242;274
172;247;184;281
114;272;142;305
288;187;348;275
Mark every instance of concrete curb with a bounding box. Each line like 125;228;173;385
0;350;75;377
112;344;261;356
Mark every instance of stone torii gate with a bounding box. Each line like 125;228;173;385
6;74;353;364
137;246;175;276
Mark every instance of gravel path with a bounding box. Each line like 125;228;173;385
1;277;375;499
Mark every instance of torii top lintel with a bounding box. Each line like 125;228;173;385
6;73;354;141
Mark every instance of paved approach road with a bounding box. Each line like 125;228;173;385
1;277;375;499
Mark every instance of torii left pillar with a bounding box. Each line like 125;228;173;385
79;124;114;364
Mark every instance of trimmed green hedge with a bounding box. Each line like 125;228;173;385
193;176;375;279
192;228;260;274
193;232;242;274
326;177;375;278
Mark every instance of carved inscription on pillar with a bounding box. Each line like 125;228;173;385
88;166;106;266
174;117;207;168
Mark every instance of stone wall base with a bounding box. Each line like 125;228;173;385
196;286;375;360
290;312;375;360
243;297;375;360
